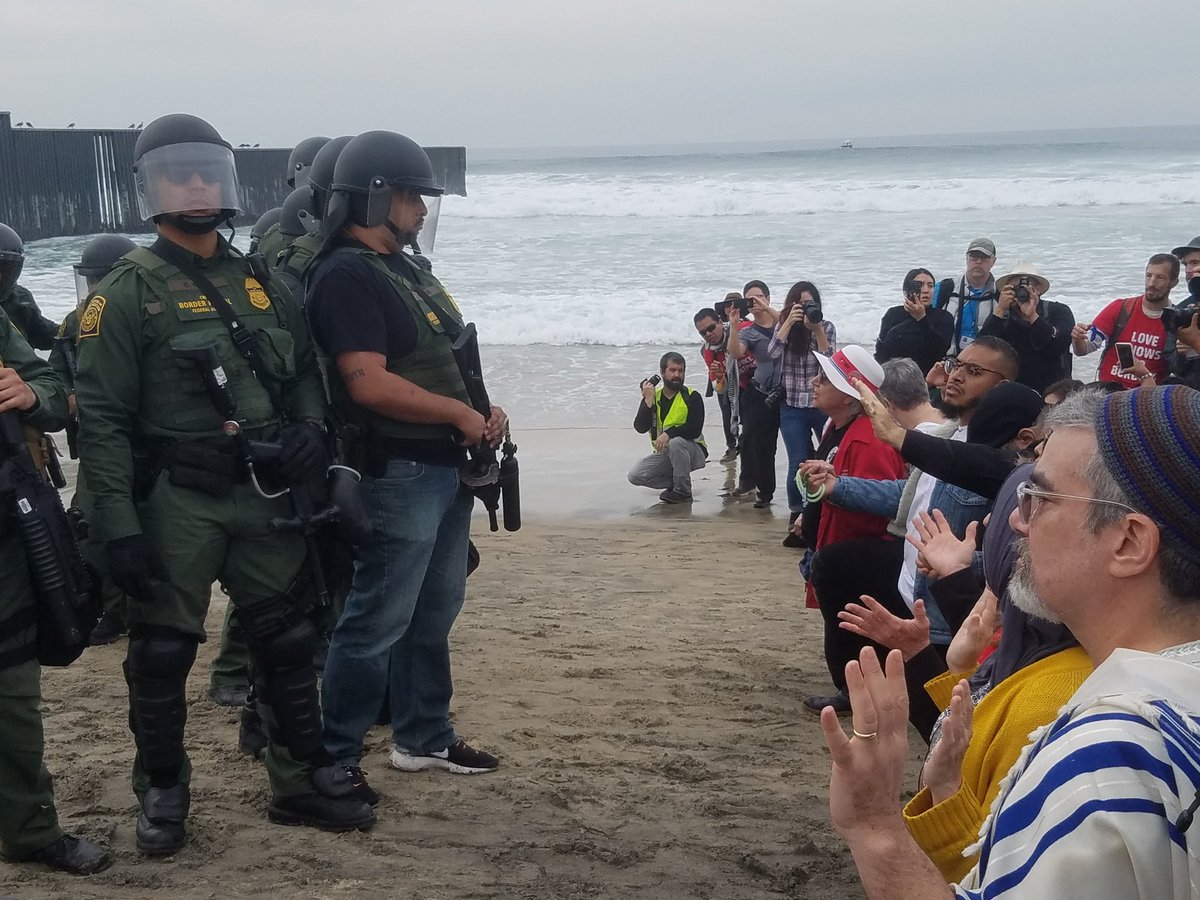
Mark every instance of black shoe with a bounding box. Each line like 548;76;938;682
238;701;267;761
88;610;127;646
391;739;499;775
803;691;851;717
343;766;380;806
12;834;112;875
659;489;693;504
753;496;772;509
207;683;249;707
268;792;376;832
136;783;189;855
719;448;738;464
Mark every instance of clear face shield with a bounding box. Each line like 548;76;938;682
417;194;442;254
135;142;243;219
73;270;100;308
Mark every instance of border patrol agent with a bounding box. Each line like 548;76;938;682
75;113;374;855
0;223;60;351
0;308;111;875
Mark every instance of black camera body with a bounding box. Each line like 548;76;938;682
715;296;750;322
803;302;824;324
1013;280;1031;304
1162;306;1199;335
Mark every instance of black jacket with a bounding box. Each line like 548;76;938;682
875;305;955;376
977;299;1075;393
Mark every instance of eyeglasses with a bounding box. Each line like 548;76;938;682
162;163;225;186
941;356;1005;379
967;251;992;261
1015;481;1138;524
700;323;719;336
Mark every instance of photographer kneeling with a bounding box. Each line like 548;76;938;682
628;352;708;503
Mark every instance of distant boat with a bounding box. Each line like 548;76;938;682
840;140;853;149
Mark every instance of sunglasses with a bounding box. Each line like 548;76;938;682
700;323;720;336
941;356;1005;379
1015;481;1137;524
162;163;225;186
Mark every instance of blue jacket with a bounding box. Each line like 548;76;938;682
828;472;989;643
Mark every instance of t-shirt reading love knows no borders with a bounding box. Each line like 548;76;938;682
1092;296;1168;387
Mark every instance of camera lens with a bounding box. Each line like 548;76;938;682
803;302;823;324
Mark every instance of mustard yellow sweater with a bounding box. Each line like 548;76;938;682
903;645;1093;883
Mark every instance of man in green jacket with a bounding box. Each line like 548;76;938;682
0;223;59;351
0;308;111;875
75;113;374;856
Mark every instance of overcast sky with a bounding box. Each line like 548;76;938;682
6;0;1194;151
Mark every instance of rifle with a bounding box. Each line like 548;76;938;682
0;405;98;666
450;323;520;533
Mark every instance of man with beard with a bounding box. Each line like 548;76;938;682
694;304;750;466
1071;253;1179;387
820;384;1200;900
804;337;1017;717
629;352;707;503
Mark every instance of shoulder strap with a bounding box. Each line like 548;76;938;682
148;238;269;383
1103;298;1138;356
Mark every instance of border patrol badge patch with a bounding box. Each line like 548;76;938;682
245;278;271;310
78;295;106;338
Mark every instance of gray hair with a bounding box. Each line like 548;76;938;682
1047;388;1200;604
879;358;930;411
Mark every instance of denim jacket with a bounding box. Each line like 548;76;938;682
828;470;990;644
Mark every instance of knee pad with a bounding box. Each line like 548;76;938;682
126;630;198;781
250;617;328;766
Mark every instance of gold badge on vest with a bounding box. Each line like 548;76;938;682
245;278;271;310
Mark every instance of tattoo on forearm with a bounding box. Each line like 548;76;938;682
345;368;367;383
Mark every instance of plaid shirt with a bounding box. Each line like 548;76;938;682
766;320;837;408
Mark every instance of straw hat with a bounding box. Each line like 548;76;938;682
996;262;1050;296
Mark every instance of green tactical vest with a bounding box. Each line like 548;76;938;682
122;246;297;438
327;248;472;442
277;233;320;288
653;386;707;450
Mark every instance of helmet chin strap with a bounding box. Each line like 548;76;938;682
158;210;233;235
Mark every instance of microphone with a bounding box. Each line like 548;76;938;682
933;278;957;310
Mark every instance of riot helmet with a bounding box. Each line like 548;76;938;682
133;113;243;232
278;187;316;240
73;234;136;303
249;207;282;253
307;135;354;223
286;135;330;189
330;130;443;230
0;222;23;300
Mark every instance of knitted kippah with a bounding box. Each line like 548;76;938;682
1096;385;1200;557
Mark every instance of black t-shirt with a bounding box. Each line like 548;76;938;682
307;242;464;466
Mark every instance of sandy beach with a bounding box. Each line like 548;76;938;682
1;429;928;899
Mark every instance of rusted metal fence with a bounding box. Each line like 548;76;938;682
0;112;467;240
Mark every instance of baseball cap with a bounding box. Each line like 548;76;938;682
966;382;1043;448
967;238;996;258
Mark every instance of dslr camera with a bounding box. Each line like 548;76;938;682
1161;306;1199;334
715;295;750;322
1012;277;1033;305
802;302;823;324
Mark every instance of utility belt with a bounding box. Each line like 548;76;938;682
340;425;456;478
139;426;281;500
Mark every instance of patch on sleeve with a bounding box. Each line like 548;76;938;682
245;278;271;310
78;295;107;338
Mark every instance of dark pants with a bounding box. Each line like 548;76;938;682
716;391;737;452
810;538;942;736
811;538;908;690
739;385;780;501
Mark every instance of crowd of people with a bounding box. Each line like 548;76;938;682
0;116;503;874
626;235;1200;896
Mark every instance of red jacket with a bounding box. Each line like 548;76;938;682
805;414;907;608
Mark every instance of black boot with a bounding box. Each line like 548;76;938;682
268;765;376;831
89;610;127;646
9;834;112;875
238;696;267;761
136;783;189;855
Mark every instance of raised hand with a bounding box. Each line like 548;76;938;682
922;679;975;805
838;596;932;661
906;509;977;580
945;588;1000;673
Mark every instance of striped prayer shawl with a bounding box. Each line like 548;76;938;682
954;647;1200;899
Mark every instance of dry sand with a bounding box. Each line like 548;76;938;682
2;435;928;899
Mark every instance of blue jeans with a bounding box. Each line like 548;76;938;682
779;404;828;512
322;459;473;764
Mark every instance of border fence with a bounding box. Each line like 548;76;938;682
0;112;467;241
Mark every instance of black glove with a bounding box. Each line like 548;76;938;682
278;421;329;483
106;534;168;600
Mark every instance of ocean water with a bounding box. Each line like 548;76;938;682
19;127;1200;430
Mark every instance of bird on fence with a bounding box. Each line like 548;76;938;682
136;121;143;128
14;121;24;127
67;123;75;128
252;143;260;148
128;123;136;128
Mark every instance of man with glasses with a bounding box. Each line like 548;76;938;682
822;384;1200;900
693;305;750;466
978;262;1075;392
936;239;1000;354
